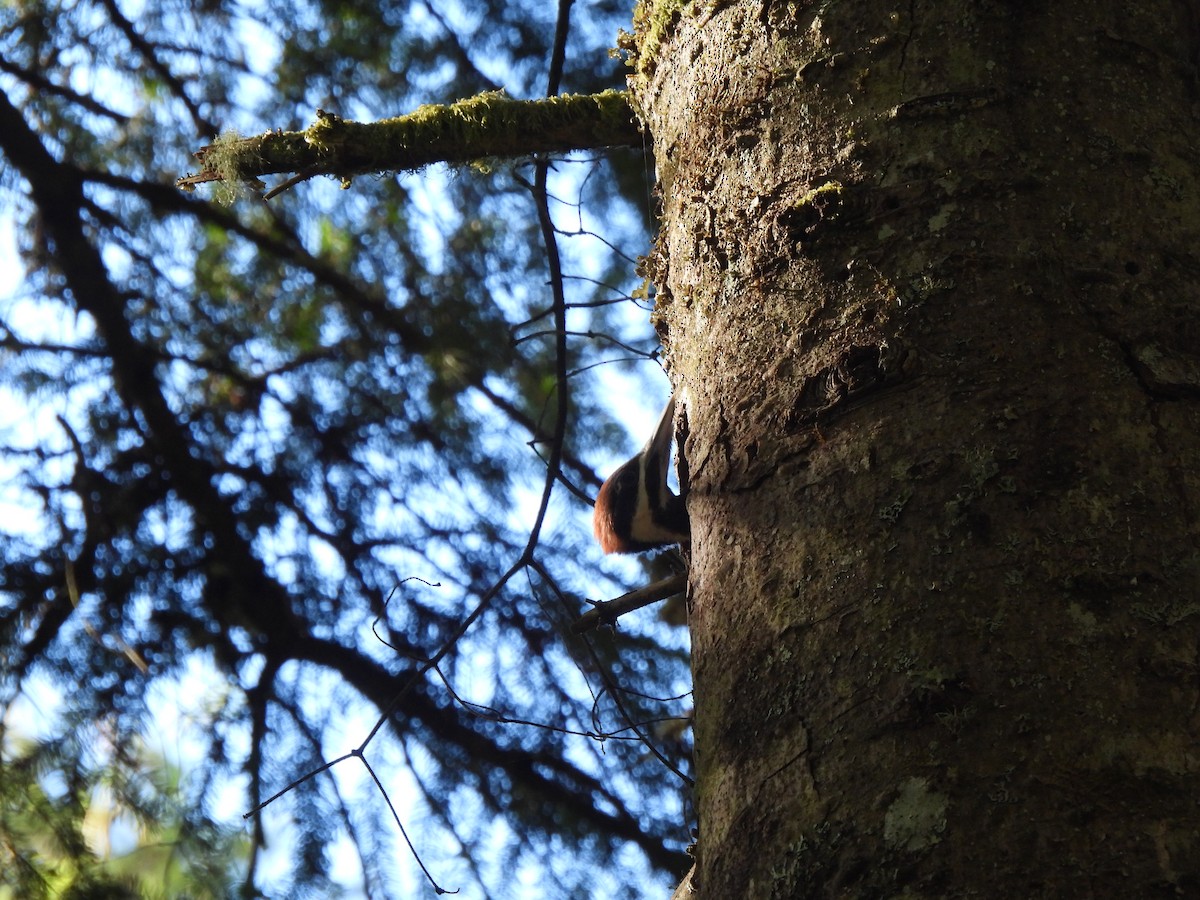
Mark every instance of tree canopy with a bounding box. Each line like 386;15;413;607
0;1;693;897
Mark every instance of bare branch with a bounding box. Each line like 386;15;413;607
572;573;688;633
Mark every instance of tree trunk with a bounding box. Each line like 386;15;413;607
632;1;1200;895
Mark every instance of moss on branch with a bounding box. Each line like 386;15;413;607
177;90;642;194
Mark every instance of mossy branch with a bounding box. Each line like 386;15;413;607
176;90;642;195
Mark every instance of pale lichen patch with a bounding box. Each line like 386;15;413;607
883;777;948;852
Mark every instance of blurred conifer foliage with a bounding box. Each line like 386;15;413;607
0;1;691;896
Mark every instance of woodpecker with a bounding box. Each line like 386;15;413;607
593;397;690;554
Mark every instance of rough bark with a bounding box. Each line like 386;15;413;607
633;1;1200;896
